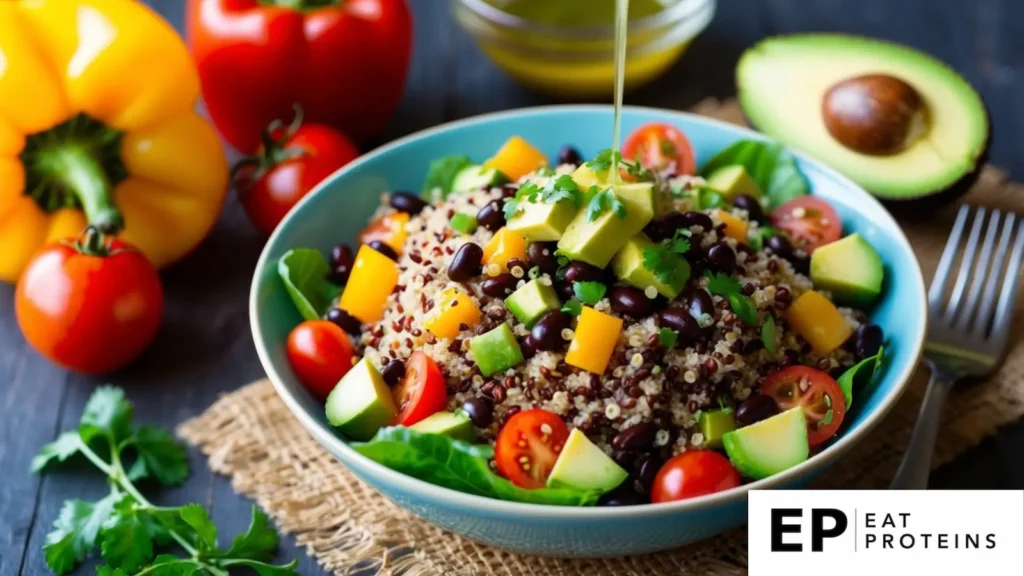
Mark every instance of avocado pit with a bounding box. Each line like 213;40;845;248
822;74;928;156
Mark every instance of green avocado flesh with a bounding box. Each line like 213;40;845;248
558;179;655;268
506;196;577;241
811;233;884;306
470;323;524;377
326;359;397;441
506;278;561;327
723;407;809;480
706;165;762;202
699;409;737;449
611;233;688;298
546;429;629;492
409;411;476;443
737;34;988;200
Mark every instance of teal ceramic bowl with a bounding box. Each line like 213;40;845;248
250;106;926;557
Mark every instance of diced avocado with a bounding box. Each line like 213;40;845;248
557;182;656;268
505;278;561;327
722;407;809;480
449;212;478;235
452;164;509;193
325;358;397;441
706;165;762;202
570;164;611;189
469;323;524;377
810;233;884;306
611;233;689;298
699;409;737;449
409;411;476;443
546;429;629;492
506;197;577;241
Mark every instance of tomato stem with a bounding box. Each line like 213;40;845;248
76;226;111;257
231;104;309;187
257;0;342;12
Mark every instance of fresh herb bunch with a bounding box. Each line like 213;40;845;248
585;187;626;222
33;387;297;576
503;174;582;220
642;228;692;291
705;271;759;326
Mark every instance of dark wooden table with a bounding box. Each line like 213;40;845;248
3;1;1023;574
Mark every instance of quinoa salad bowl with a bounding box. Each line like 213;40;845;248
251;106;927;557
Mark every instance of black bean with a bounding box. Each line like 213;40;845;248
598;487;645;506
330;243;354;279
679;211;714;231
789;251;810;275
635;454;663;494
476;200;505;231
765;235;792;258
556;145;583;166
688;289;715;321
732;194;765;222
462;397;494;428
326;307;362;335
531;311;571;351
367;240;398;261
659;306;702;346
563;261;609;285
381;360;406;386
855;324;884;359
706;241;737;274
612;450;639;470
520;334;538;358
389;191;428;215
448;242;483;282
481;273;518;298
610;286;654;318
735;395;780;426
611;422;656;452
527;242;559;275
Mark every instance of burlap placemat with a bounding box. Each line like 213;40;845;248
178;99;1024;576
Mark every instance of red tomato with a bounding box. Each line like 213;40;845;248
286;320;356;400
392;351;447;426
494;409;570;489
622;122;697;176
770;197;842;253
761;366;846;448
651;450;742;503
15;228;163;375
236;111;360;236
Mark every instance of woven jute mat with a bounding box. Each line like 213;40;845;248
178;99;1024;576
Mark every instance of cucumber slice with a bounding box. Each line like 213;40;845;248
452;165;509;193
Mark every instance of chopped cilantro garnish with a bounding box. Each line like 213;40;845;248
502;175;581;221
642;229;692;291
761;315;778;353
561;299;583;317
536;166;556;176
572;281;607;305
586;188;627;222
586;148;622;172
705;271;758;326
705;271;742;297
658;328;679;349
821;409;834;426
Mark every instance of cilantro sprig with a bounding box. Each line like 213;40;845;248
573;281;607;305
585;187;627;222
33;387;297;576
642;229;692;292
586;148;655;182
705;271;759;326
659;328;679;348
503;174;582;220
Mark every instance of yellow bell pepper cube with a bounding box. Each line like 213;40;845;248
566;306;624;375
785;290;854;356
482;228;528;273
484;136;548;182
424;288;482;339
340;245;400;324
715;210;749;243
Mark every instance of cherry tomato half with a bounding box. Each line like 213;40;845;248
358;211;410;255
770;197;842;253
760;366;846;448
286;320;356;401
15;228;164;375
392;351;447;426
495;409;570;489
622;122;697;176
651;450;742;503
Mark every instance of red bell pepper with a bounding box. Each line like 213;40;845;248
187;0;412;153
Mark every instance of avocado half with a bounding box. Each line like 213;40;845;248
737;34;990;207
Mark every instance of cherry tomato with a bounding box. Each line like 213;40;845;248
358;211;409;254
392;351;447;426
494;409;570;489
286;320;356;400
15;228;164;375
761;366;846;448
651;450;742;503
236;109;360;236
770;197;842;253
622;122;697;176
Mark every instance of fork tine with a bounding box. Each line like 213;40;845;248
989;218;1024;342
944;206;986;320
929;204;970;313
955;209;1001;330
971;212;1017;337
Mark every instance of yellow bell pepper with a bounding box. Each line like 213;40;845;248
424;288;482;339
482;228;528;273
0;0;228;283
566;306;623;375
785;290;854;355
484;136;547;182
339;245;400;324
715;210;749;243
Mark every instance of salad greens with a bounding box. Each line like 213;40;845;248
838;345;886;409
699;140;808;208
352;427;603;506
33;387;297;576
278;248;342;321
421;154;472;196
705;271;759;326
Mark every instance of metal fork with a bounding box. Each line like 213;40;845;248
891;204;1024;489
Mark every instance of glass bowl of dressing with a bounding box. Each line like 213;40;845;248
452;0;716;99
